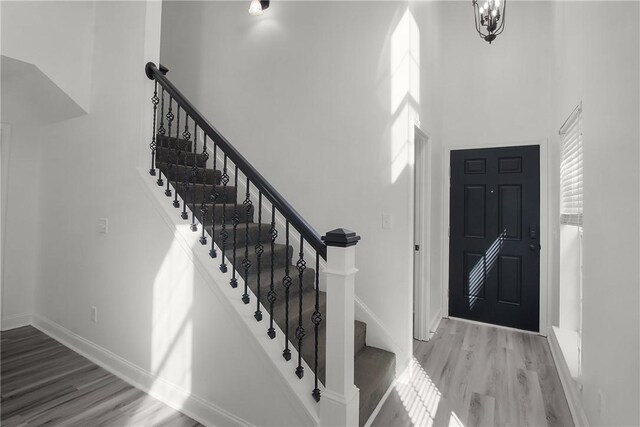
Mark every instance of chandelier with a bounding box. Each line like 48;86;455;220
472;0;506;44
248;0;270;16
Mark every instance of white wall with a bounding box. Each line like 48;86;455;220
553;2;640;425
0;124;42;328
1;1;96;113
1;1;96;329
160;0;423;367
2;2;315;425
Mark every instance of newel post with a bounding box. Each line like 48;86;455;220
320;228;361;427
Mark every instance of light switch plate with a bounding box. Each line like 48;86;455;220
382;213;393;229
98;218;108;234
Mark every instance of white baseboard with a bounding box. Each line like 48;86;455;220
31;314;251;427
548;326;589;427
1;313;32;331
428;310;442;339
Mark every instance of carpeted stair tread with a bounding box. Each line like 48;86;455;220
355;346;396;426
274;290;325;347
157;135;193;152
195;203;254;224
205;222;273;247
244;267;315;302
156;146;207;167
234;243;293;277
157;162;221;185
176;183;237;204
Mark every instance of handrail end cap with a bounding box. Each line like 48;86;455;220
322;228;361;248
145;62;156;80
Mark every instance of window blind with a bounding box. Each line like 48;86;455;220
559;104;583;226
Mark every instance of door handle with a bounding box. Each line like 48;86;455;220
529;244;541;251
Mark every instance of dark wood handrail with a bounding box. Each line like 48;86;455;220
146;62;327;260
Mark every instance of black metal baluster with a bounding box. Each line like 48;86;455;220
295;238;306;379
209;144;219;256
181;117;192;219
241;179;252;304
199;134;210;245
157;88;165;187
149;81;159;176
282;221;292;361
267;204;277;339
173;105;182;208
312;253;322;401
165;98;174;197
190;125;199;231
254;193;263;321
219;155;229;272
172;107;181;208
230;166;240;289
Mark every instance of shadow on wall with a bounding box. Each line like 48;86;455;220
1;56;86;125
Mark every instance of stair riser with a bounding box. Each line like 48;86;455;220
157;163;221;185
157;148;207;167
196;205;254;224
246;268;316;303
279;296;326;344
279;295;328;381
252;283;328;383
176;185;237;204
157;135;193;152
231;246;292;277
355;321;367;355
206;224;272;247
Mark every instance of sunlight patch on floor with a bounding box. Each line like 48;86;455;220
396;357;442;426
395;357;466;427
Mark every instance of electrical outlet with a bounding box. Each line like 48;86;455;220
382;213;393;229
98;218;108;234
90;306;98;323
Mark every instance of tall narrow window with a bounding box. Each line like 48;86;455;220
557;102;583;379
560;104;583;226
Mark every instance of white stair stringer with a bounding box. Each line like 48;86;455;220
139;167;321;426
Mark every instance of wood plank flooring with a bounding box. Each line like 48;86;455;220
372;318;573;427
1;326;203;427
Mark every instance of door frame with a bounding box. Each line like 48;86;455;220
413;126;431;341
441;138;550;336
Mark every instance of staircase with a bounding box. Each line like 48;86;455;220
146;63;395;426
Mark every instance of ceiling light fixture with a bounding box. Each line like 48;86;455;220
249;0;270;16
472;0;506;44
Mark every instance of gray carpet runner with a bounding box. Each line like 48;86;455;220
156;136;395;425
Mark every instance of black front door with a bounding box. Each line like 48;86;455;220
449;145;540;332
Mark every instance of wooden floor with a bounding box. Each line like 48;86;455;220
1;326;203;427
372;318;573;427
